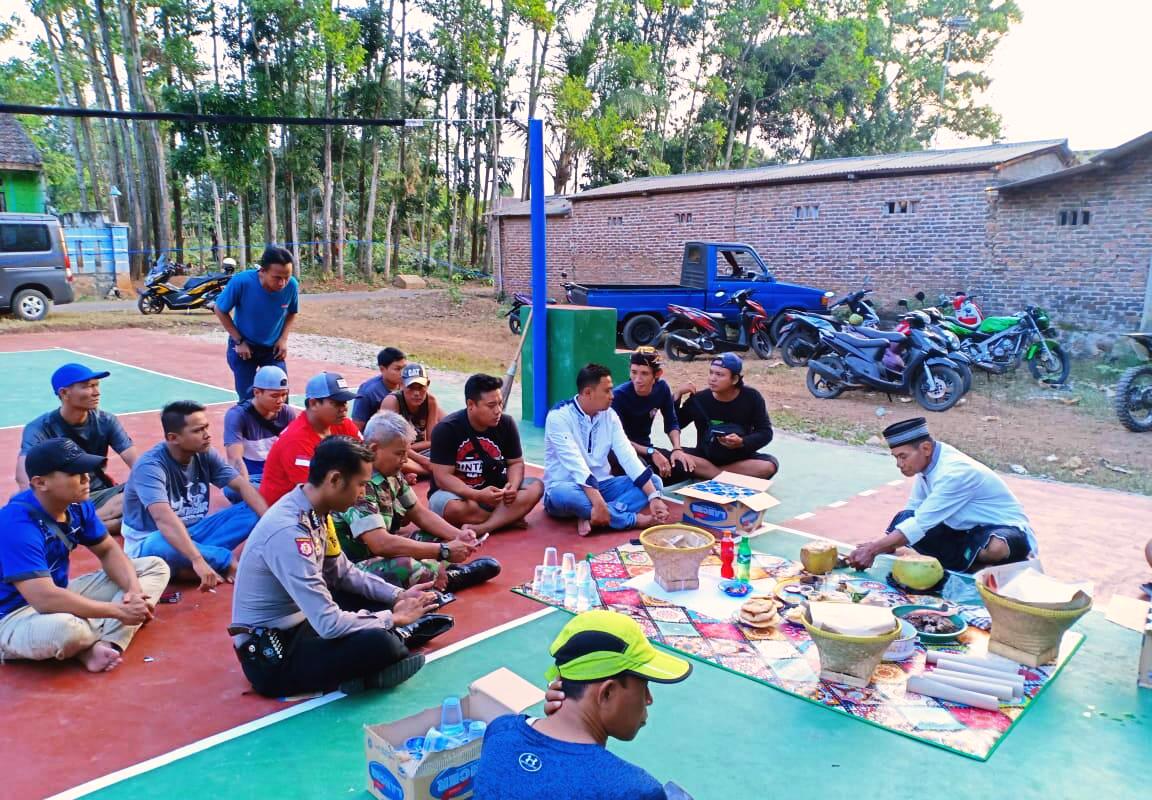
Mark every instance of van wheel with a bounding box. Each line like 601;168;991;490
12;289;50;321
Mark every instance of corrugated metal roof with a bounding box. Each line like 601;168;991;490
998;129;1152;191
570;140;1070;201
0;114;42;168
490;197;572;218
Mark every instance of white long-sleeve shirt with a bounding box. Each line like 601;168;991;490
544;397;652;490
896;441;1036;553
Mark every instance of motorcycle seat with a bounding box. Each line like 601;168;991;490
857;329;905;343
184;274;225;289
833;331;889;348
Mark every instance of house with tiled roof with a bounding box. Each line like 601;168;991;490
0;114;46;213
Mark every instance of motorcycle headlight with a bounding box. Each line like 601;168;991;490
945;330;961;348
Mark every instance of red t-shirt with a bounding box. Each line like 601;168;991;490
259;414;362;504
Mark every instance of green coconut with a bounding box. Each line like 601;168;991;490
892;554;944;590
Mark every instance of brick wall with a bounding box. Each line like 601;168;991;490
496;153;1151;336
497;169;1000;310
989;148;1152;334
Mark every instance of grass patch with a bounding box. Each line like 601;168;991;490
772;409;874;445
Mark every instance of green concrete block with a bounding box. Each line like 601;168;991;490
522;305;624;421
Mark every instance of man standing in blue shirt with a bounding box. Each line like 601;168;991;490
16;363;139;536
213;245;299;400
0;439;170;673
122;401;268;592
473;609;694;800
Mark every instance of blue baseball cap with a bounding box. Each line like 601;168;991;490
304;371;356;402
252;365;289;391
711;353;743;376
51;363;111;395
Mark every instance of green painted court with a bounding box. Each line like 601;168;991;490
0;348;236;428
74;530;1150;800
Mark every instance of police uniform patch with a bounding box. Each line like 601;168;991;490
295;537;315;557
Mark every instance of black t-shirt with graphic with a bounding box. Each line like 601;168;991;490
428;409;523;495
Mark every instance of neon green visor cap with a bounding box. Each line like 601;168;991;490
545;609;692;684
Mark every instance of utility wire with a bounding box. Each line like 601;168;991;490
0;103;519;128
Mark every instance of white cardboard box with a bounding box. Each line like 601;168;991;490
679;471;779;536
364;667;545;800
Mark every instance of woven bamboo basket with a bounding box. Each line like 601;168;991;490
640;525;715;591
802;616;901;688
977;582;1092;667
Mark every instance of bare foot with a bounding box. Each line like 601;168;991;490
78;641;122;673
577;519;592;537
633;513;654;530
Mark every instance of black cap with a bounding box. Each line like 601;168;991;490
25;438;107;479
882;417;930;447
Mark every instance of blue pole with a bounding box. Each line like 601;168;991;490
529;118;549;427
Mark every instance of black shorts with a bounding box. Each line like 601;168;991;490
684;447;780;474
901;520;1031;573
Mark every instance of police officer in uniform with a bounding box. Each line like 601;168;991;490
229;436;452;697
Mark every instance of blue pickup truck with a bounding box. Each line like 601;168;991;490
563;241;833;349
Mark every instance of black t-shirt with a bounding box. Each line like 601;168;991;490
428;409;524;495
678;386;773;461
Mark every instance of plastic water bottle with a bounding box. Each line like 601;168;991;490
440;696;466;738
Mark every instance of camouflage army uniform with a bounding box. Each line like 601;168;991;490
332;470;444;587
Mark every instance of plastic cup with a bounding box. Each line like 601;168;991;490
440;696;466;738
543;547;559;569
532;565;546;594
575;561;589;582
562;552;577;575
466;720;487;742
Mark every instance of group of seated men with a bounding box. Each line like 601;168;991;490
1;344;1057;706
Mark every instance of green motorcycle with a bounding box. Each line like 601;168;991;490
1115;333;1152;432
942;305;1070;385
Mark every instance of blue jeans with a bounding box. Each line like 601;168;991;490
226;339;286;401
135;503;259;573
544;475;663;530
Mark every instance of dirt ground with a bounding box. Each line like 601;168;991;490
4;285;1149;494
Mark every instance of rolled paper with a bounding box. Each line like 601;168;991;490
927;658;1025;692
927;669;1018;700
927;651;1023;675
906;676;1000;711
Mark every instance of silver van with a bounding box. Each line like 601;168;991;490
0;212;75;320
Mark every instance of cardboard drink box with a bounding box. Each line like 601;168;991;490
364;667;545;800
1140;607;1152;690
679;471;779;536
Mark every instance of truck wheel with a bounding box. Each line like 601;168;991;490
622;314;662;349
12;288;51;321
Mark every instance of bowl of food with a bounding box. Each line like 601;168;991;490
882;619;919;661
891;604;968;644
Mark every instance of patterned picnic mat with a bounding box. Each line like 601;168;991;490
513;544;1084;761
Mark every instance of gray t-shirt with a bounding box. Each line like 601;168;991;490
122;443;238;542
21;409;133;491
231;486;400;641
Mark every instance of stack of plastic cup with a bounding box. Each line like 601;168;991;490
531;565;545;595
440;696;466;738
561;552;578;608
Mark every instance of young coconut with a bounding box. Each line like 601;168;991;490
891;554;945;591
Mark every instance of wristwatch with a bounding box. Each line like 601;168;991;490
438;543;451;561
646;446;656;456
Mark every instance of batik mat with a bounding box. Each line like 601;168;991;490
513;543;1084;760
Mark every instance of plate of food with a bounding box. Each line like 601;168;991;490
891;604;968;643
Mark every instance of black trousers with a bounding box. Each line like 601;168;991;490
888;511;1031;573
236;592;408;698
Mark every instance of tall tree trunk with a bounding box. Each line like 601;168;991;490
94;0;145;275
382;198;396;282
55;13;104;205
39;15;89;210
320;55;335;277
286;172;299;259
77;5;126;222
265;135;279;244
237;192;247;267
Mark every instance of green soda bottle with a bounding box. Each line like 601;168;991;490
735;535;752;583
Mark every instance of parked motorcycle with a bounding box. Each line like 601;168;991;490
504;292;558;335
776;289;881;367
660;288;774;361
941;302;1069;385
1115;333;1152;432
805;313;967;412
137;256;235;314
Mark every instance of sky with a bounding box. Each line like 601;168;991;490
2;0;1149;154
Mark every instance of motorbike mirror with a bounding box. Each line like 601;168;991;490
560;270;568;279
897;299;908;307
915;292;926;302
